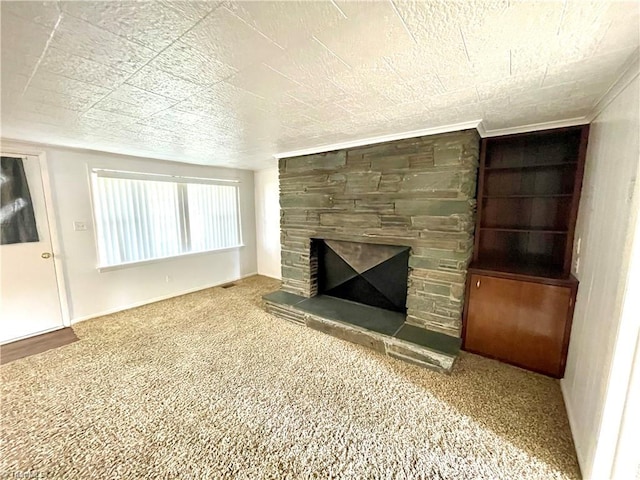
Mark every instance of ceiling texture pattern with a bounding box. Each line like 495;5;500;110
1;1;638;169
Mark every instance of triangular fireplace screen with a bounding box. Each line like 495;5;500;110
317;239;410;313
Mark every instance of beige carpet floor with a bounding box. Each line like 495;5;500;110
1;275;580;479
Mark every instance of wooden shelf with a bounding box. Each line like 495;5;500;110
479;227;568;234
474;126;588;277
484;162;578;172
482;194;573;199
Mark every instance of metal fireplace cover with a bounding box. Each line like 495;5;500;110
318;239;410;313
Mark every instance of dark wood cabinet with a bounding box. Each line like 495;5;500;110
463;126;588;378
463;272;577;377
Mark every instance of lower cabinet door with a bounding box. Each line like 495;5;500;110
464;274;572;377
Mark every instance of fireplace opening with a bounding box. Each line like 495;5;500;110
314;239;410;313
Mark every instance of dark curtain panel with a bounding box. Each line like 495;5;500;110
1;156;39;244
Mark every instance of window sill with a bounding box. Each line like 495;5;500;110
97;245;245;273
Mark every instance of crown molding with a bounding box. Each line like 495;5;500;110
273;120;482;159
478;116;590;138
587;50;640;123
475;121;488;138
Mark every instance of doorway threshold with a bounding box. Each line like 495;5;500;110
1;328;78;365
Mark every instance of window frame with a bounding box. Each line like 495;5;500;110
89;168;244;272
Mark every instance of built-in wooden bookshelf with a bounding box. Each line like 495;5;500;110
463;125;589;378
472;126;589;278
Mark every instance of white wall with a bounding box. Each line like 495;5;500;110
562;61;640;480
611;214;640;479
1;140;257;322
254;165;281;279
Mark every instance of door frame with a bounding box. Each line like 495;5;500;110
1;143;71;328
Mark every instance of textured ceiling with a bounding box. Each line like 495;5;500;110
1;1;638;169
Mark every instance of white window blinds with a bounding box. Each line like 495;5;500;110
91;170;242;268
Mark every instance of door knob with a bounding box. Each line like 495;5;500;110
41;252;52;259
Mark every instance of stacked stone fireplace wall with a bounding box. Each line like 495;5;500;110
279;129;480;337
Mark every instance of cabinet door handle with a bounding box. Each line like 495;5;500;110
476;279;481;288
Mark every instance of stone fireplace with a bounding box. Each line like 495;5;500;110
264;129;480;372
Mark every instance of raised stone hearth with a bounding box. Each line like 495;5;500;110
263;291;460;373
265;129;480;372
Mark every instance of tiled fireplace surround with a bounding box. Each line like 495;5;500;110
264;129;480;372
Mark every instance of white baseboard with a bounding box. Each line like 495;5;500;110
70;271;258;324
560;379;587;477
257;272;282;280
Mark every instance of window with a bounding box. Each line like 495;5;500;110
91;170;242;268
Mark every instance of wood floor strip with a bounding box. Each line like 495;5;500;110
1;328;79;365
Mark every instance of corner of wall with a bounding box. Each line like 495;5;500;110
254;165;282;280
588;50;640;123
561;56;640;480
560;378;587;477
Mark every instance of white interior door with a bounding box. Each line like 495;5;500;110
0;154;63;344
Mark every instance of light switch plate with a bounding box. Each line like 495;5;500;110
73;221;88;231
